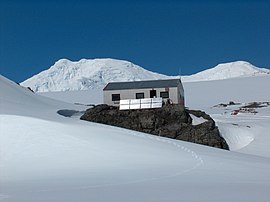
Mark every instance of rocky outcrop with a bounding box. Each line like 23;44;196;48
80;104;229;150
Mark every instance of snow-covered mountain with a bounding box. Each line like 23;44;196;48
21;58;170;92
21;58;270;92
182;61;270;82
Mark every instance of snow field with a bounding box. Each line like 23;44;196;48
2;113;270;202
0;115;203;183
1;74;270;201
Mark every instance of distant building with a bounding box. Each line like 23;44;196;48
103;79;185;108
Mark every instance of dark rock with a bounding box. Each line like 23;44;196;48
27;87;34;93
80;104;229;150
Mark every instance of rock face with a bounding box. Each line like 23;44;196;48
80;104;229;150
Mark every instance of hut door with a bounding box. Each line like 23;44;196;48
150;90;157;98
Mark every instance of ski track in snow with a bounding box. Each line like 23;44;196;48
21;130;204;194
0;195;9;201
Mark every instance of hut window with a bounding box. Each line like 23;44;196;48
112;94;120;101
150;90;157;98
160;91;169;98
136;93;144;99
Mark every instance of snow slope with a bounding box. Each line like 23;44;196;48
0;75;86;120
39;88;103;105
21;58;270;92
2;75;270;201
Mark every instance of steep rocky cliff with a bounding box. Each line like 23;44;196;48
80;104;229;150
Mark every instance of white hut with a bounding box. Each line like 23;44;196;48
103;79;184;108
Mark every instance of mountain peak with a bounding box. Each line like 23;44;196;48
21;58;170;92
183;61;270;82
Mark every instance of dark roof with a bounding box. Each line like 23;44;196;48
103;79;182;91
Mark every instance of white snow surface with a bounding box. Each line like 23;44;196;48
190;114;208;126
39;88;103;105
183;75;270;110
21;58;270;93
2;73;270;201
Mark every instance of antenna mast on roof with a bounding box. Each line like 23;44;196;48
178;66;182;80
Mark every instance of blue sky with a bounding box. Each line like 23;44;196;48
1;0;270;82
